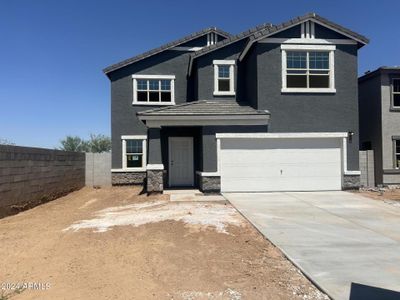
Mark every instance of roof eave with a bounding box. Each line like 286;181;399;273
238;14;369;62
138;114;270;127
103;28;231;76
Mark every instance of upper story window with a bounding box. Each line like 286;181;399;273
281;44;336;93
213;60;235;96
392;78;400;108
122;135;147;170
132;75;175;105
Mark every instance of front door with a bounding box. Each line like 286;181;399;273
168;137;194;187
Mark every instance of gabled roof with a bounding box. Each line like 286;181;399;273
188;13;369;74
238;13;369;60
103;27;231;75
137;100;270;116
187;22;273;74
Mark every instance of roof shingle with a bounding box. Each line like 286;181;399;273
137;100;269;116
103;27;231;75
189;12;369;71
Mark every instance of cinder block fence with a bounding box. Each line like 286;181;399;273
359;150;375;187
85;152;111;187
0;145;85;218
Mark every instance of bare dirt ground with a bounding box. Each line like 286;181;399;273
356;188;400;204
0;187;328;300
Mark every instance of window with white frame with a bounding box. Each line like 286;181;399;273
132;75;175;105
392;78;400;108
281;45;335;93
122;136;147;170
213;60;235;95
395;139;400;169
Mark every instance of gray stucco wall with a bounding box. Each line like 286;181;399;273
380;72;400;184
242;46;258;108
195;40;246;101
255;42;360;170
109;51;193;169
359;75;383;184
201;125;268;172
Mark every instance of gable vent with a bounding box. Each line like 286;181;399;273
207;32;217;46
301;21;315;39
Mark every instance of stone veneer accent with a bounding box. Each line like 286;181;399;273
198;174;221;193
343;174;360;190
112;172;146;185
146;169;163;193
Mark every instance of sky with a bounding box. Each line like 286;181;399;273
0;0;399;148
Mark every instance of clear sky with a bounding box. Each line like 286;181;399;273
1;0;399;148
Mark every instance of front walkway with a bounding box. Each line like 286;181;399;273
224;191;400;300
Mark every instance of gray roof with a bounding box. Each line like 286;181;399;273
250;13;369;45
187;22;273;73
190;23;273;59
103;27;231;75
359;66;400;82
188;13;369;74
137;100;270;116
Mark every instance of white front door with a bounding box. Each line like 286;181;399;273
168;137;194;187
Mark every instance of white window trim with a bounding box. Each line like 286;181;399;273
132;75;175;106
121;135;147;172
392;78;400;108
213;60;235;96
394;138;400;169
281;44;336;94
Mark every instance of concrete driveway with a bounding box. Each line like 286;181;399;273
224;191;400;300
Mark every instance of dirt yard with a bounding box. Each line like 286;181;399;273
0;187;328;300
356;188;400;204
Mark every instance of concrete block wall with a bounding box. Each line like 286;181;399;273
0;145;85;218
85;152;111;187
359;150;375;187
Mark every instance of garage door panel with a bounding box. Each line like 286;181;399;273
221;149;341;164
222;164;340;179
220;137;342;192
222;138;341;150
222;177;341;192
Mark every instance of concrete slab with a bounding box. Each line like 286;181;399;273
224;191;400;300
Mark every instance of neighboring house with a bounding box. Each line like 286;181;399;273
359;67;400;186
103;13;368;193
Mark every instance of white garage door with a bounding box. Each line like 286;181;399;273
220;137;342;192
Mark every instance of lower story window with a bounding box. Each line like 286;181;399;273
126;140;143;168
395;139;400;168
122;136;147;170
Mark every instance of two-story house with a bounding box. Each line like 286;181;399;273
359;67;400;186
104;13;368;193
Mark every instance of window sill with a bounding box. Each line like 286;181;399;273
132;102;175;106
383;169;400;174
390;107;400;112
213;91;236;96
281;88;336;94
